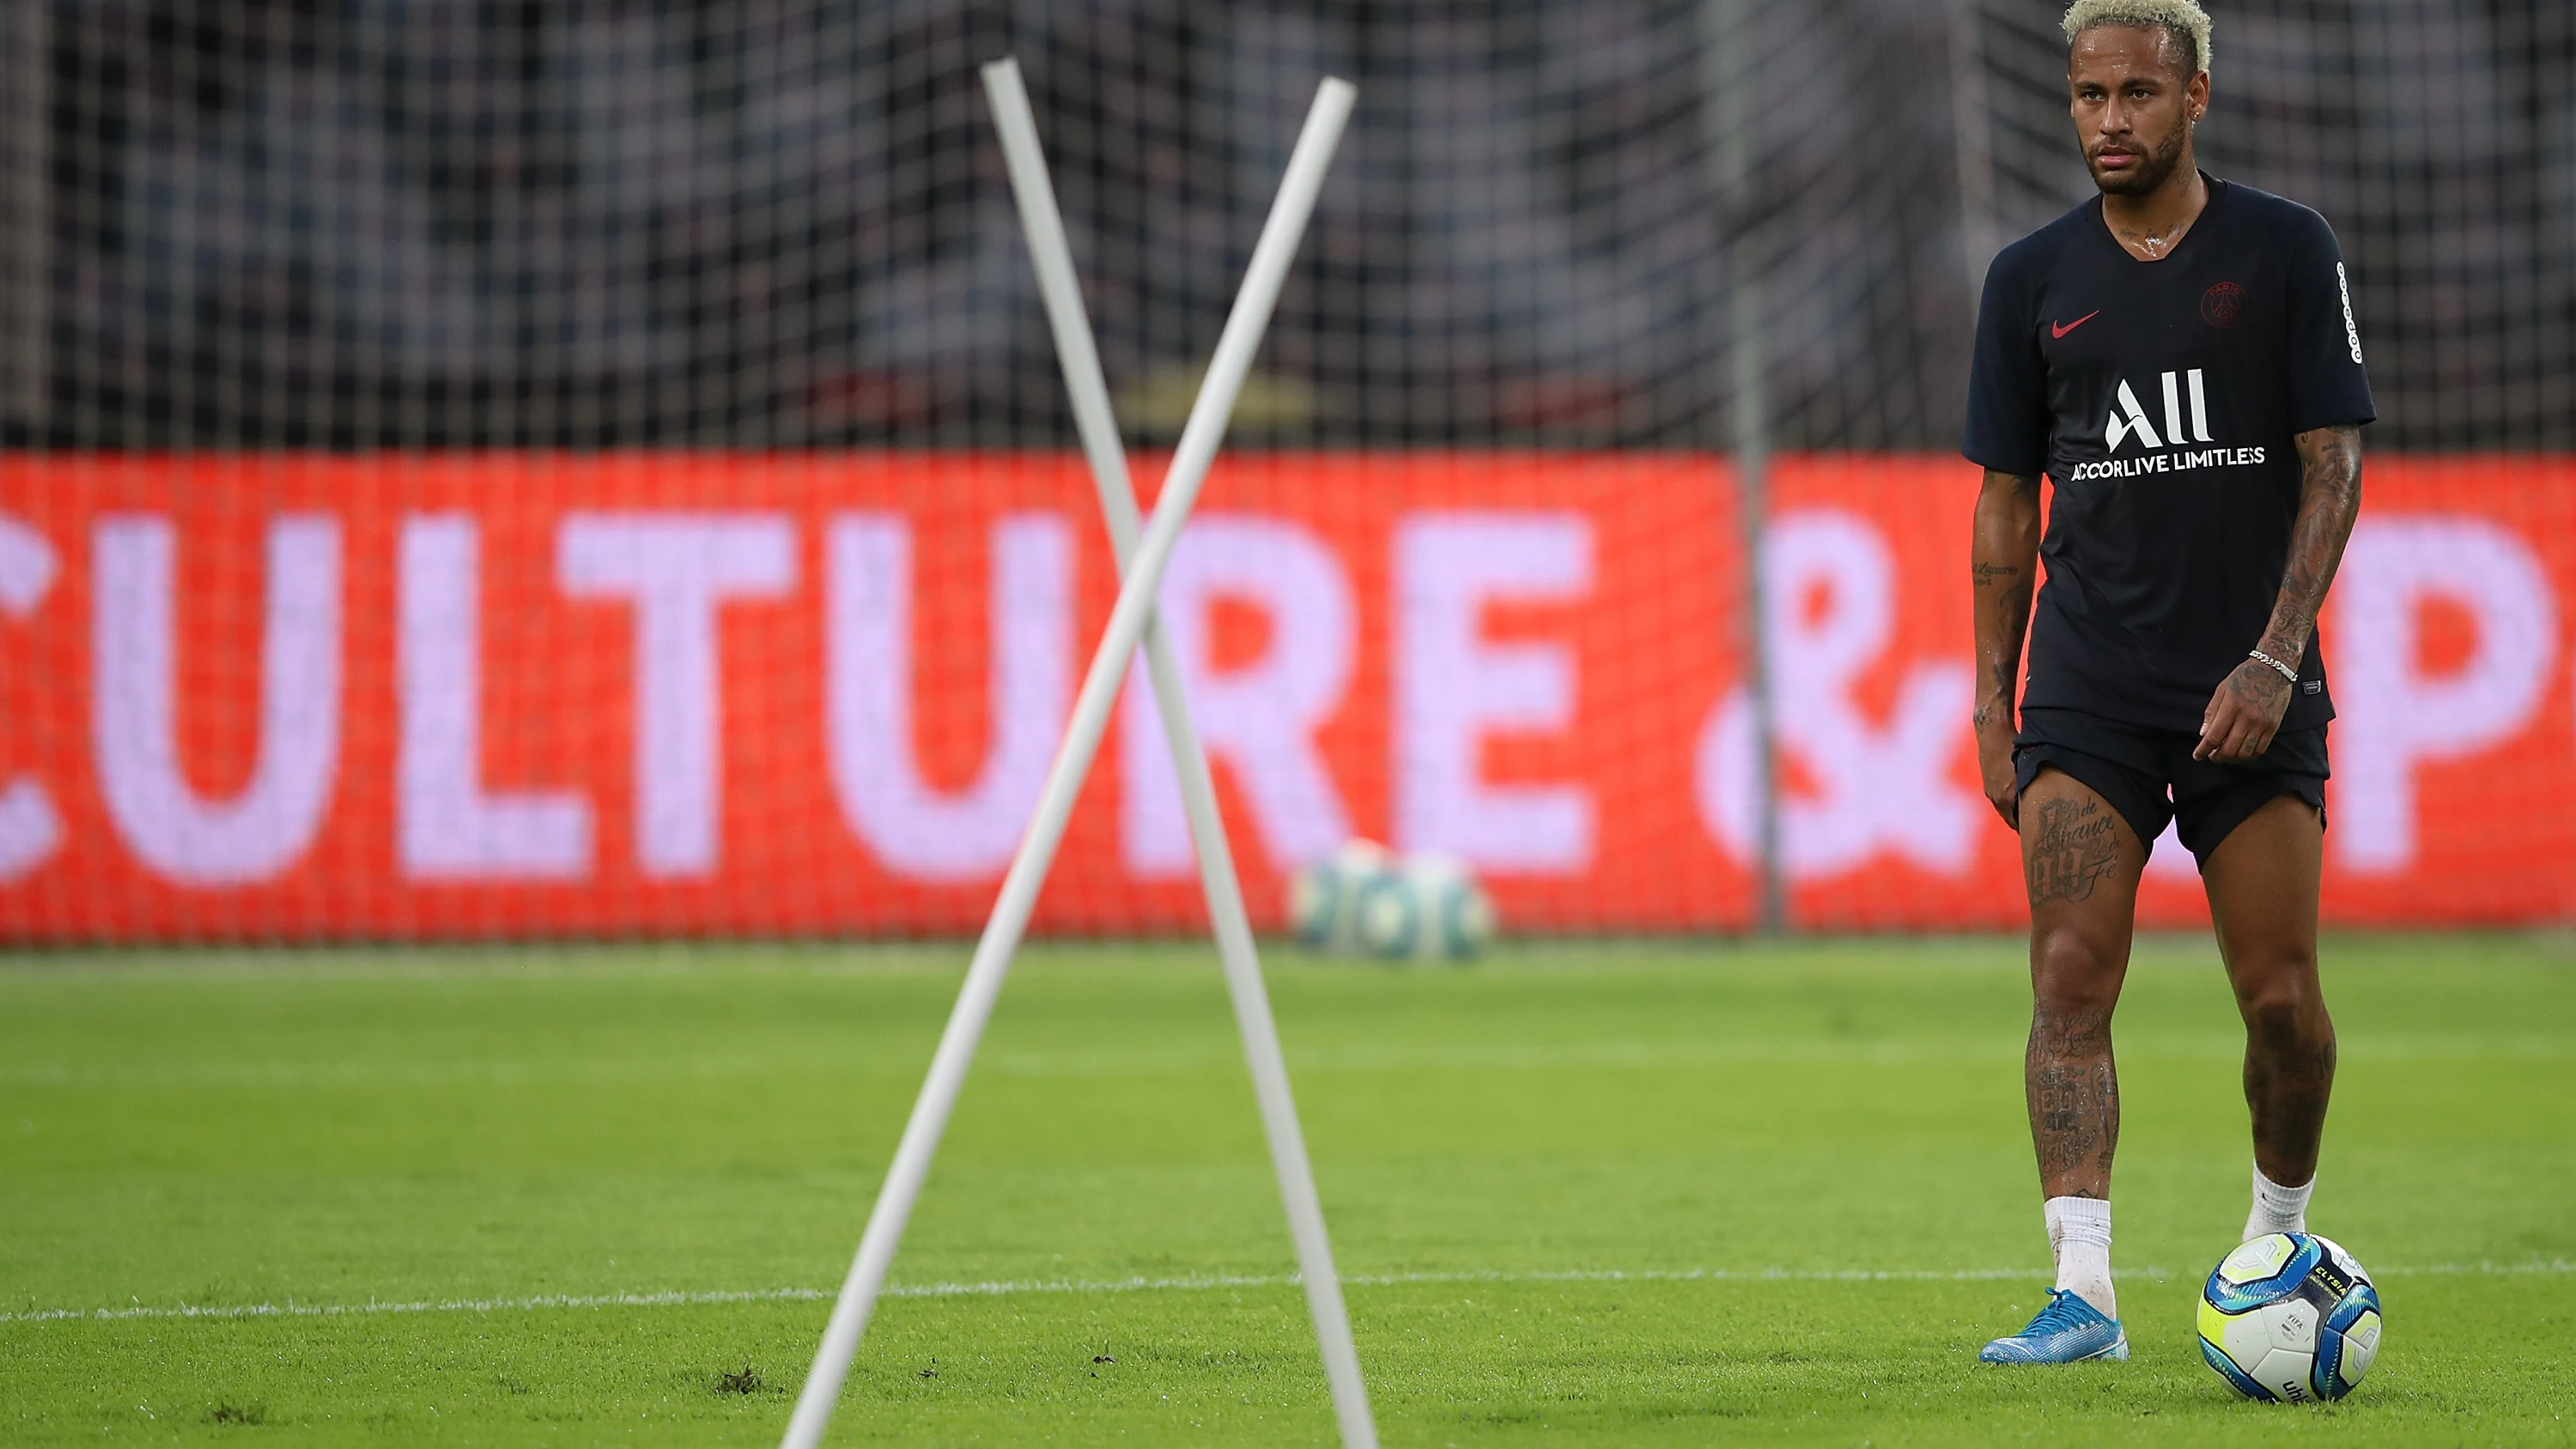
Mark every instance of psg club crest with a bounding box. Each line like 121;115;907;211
2201;280;2249;328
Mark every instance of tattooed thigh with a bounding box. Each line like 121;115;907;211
2025;793;2127;906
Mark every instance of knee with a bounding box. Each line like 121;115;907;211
2235;958;2330;1046
2032;930;2123;1019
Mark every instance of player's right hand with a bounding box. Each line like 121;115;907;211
1975;711;2020;829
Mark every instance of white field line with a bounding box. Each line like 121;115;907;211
8;1034;2568;1090
7;1259;2567;1329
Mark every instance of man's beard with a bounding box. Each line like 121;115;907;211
2092;124;2186;196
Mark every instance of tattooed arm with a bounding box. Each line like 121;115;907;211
1972;469;2043;827
2196;424;2365;763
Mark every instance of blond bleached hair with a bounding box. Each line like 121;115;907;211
2063;0;2214;75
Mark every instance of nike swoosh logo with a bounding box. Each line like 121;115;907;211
2051;310;2101;339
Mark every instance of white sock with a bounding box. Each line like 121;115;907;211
2245;1162;2314;1241
2044;1196;2116;1319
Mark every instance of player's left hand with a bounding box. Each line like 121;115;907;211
2196;658;2293;763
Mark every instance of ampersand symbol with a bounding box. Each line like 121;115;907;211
1696;510;1980;878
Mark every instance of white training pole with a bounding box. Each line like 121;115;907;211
981;58;1376;1449
779;74;1357;1449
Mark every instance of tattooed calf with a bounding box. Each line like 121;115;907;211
2029;1009;2120;1190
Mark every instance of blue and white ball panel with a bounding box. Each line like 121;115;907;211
2208;1295;2329;1403
2310;1236;2383;1397
2316;1303;2383;1399
1353;870;1421;960
2324;1307;2383;1393
1286;861;1341;946
2198;1336;2275;1400
1405;852;1493;961
1291;840;1398;953
2205;1232;2324;1312
1434;881;1495;957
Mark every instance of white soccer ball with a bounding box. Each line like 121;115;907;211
1286;839;1397;953
2198;1232;2383;1404
1352;851;1496;964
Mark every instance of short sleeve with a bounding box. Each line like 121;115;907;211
2281;208;2376;433
1961;246;2049;476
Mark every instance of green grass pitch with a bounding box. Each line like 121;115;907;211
3;934;2570;1446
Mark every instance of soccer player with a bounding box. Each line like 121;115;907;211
1961;0;2372;1364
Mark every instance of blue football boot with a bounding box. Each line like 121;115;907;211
1978;1288;2130;1363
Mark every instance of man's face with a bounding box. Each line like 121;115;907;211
2067;26;2208;196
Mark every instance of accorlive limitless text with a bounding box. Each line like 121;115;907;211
2066;446;2268;482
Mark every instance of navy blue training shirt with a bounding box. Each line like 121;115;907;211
1962;175;2375;735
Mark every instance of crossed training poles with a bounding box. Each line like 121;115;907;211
777;63;1373;1449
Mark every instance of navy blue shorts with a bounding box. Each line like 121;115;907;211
2013;707;2328;871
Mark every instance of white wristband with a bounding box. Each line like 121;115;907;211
2248;648;2300;683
